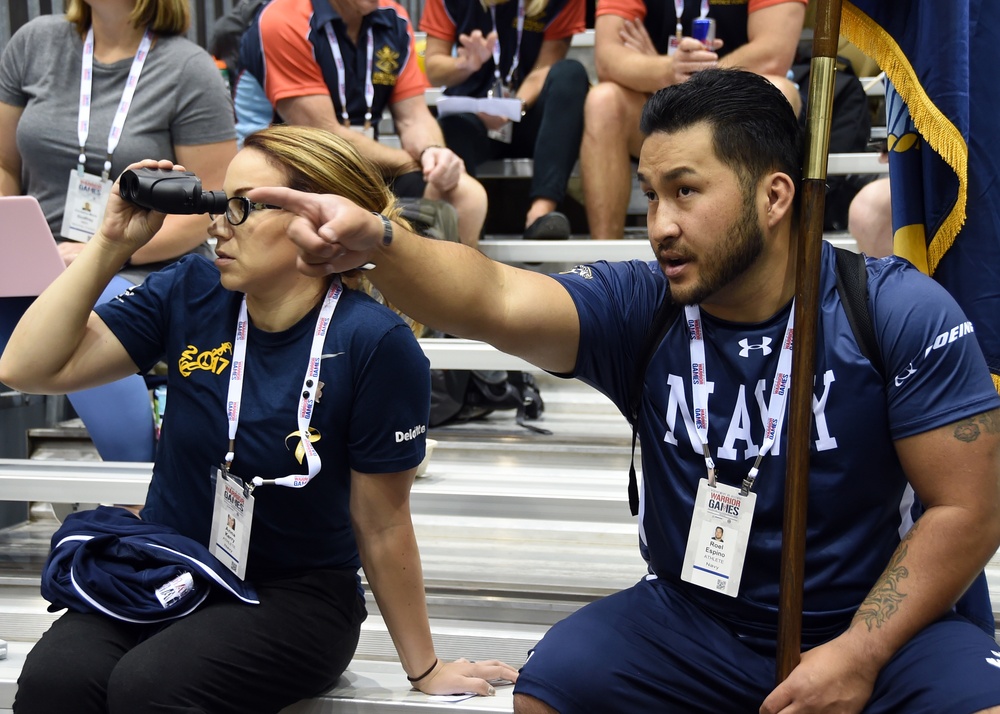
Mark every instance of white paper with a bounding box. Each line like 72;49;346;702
436;96;522;122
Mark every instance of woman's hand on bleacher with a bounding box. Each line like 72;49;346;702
411;657;519;697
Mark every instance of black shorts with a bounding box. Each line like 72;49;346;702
388;170;427;199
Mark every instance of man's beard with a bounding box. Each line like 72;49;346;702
669;190;765;306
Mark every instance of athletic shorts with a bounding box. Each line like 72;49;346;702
515;576;1000;713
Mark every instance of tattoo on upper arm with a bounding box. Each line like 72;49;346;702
953;408;1000;443
853;529;914;631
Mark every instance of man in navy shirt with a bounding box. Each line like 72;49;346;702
251;69;1000;713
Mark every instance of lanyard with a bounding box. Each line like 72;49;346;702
224;278;343;489
700;0;710;18
684;303;794;494
674;0;685;37
489;0;525;89
325;23;375;129
77;27;154;181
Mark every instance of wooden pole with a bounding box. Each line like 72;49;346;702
776;0;843;683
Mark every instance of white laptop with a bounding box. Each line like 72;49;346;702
0;195;64;298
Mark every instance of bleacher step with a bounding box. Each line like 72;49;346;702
0;644;516;714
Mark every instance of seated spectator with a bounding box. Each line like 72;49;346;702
0;124;518;713
421;0;590;240
236;0;487;247
581;0;805;239
0;0;236;282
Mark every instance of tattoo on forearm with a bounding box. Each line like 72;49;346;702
953;408;1000;443
853;532;913;631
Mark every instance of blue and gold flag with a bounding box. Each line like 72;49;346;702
842;0;1000;391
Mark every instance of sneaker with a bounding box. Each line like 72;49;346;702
523;211;571;240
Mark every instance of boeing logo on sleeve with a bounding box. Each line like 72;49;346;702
738;337;773;358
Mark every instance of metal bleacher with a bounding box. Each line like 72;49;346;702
0;374;641;714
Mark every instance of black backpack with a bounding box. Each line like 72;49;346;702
792;54;876;231
429;365;549;434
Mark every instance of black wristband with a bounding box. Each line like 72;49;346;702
372;212;393;246
406;658;439;683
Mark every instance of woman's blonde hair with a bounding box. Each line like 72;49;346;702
66;0;189;37
243;124;421;334
243;124;406;223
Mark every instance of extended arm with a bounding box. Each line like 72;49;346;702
350;466;518;693
245;187;580;373
0;160;174;394
761;409;1000;713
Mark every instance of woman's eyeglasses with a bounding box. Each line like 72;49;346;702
210;196;282;226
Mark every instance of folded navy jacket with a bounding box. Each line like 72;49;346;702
42;506;259;623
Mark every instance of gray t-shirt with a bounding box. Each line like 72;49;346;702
0;15;235;278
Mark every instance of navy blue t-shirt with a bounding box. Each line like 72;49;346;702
96;256;430;580
551;242;1000;647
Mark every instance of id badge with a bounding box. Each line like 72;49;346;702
488;121;513;144
60;170;112;242
680;479;756;597
350;124;375;140
209;466;255;580
668;35;682;56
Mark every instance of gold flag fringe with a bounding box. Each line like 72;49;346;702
841;1;968;276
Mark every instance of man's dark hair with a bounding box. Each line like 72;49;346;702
640;69;803;197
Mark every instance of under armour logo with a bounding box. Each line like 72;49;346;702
738;337;773;358
894;362;917;387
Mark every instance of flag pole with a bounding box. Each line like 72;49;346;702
776;0;843;683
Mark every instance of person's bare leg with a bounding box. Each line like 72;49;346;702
426;172;487;249
580;82;647;240
849;177;893;257
764;74;803;117
514;693;559;714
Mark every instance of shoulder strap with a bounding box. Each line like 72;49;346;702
832;246;884;378
626;292;681;516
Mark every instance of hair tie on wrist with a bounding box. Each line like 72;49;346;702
418;144;442;163
406;658;439;683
